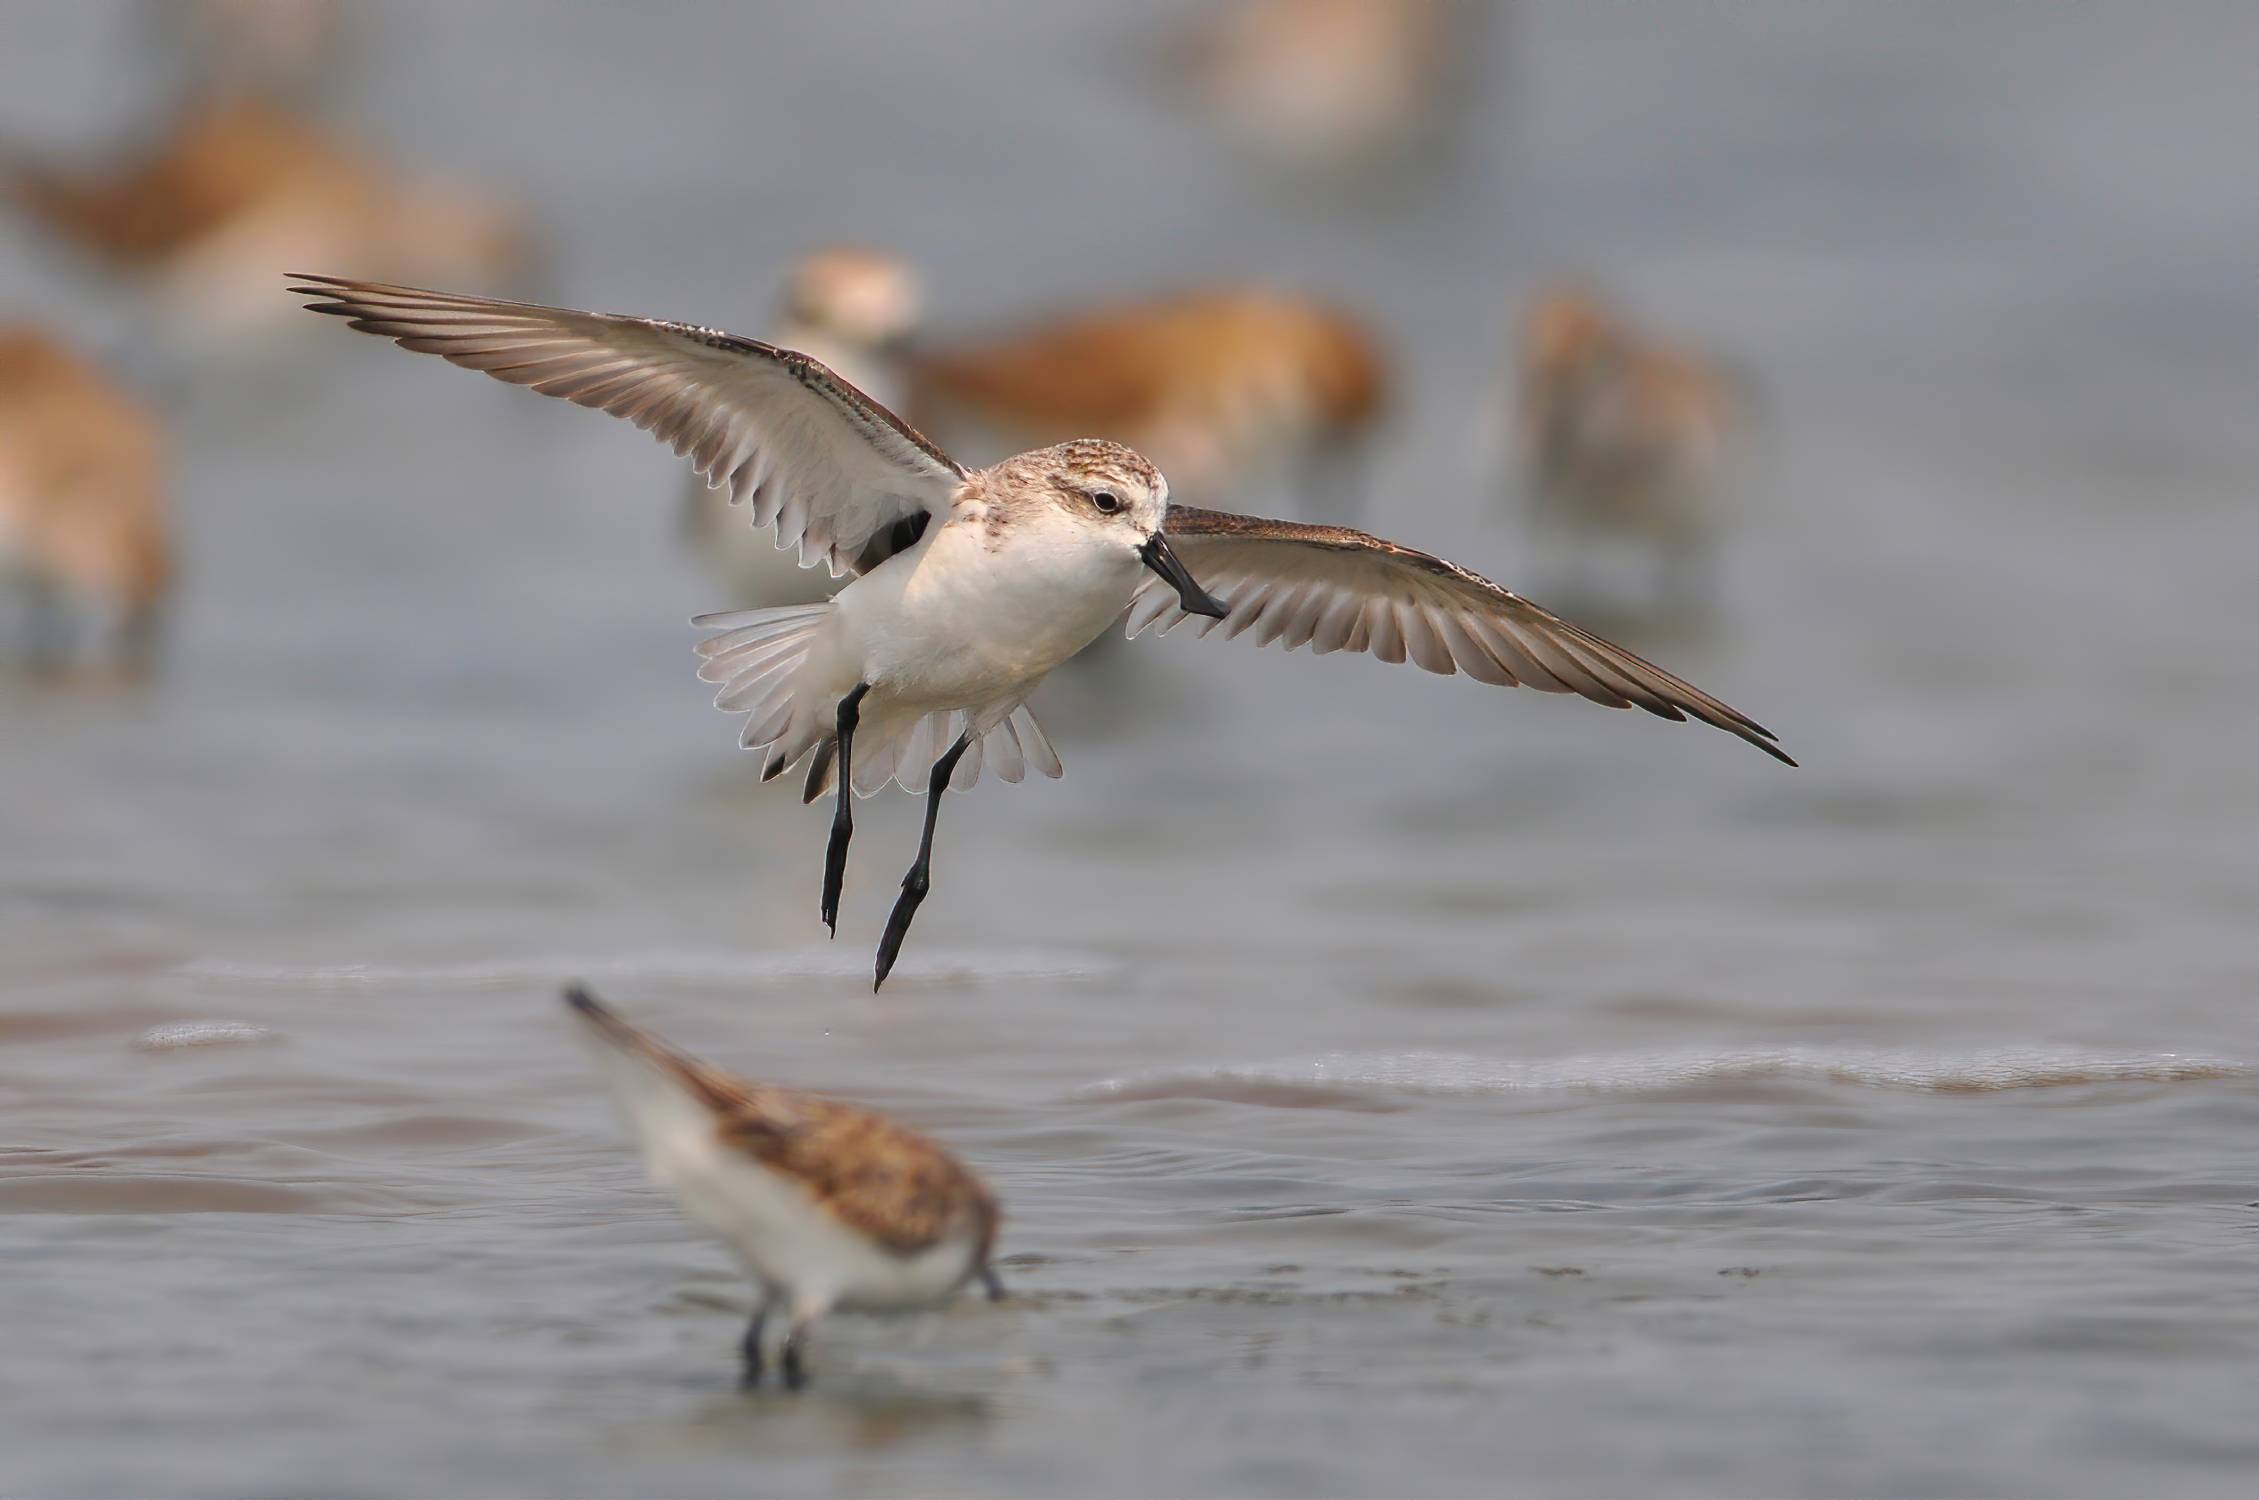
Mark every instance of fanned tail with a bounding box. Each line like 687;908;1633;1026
694;604;1064;800
693;603;835;783
800;703;1063;803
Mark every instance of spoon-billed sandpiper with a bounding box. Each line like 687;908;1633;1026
294;276;1792;986
564;985;1001;1390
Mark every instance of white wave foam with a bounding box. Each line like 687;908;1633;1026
1081;1045;2251;1100
179;945;1115;989
137;1021;280;1050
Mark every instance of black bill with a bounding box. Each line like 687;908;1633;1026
1139;533;1229;619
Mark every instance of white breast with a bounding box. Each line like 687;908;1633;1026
836;512;1142;714
658;1134;977;1313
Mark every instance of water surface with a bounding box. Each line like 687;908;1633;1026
4;4;2258;1495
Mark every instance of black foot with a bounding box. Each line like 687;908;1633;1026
872;872;928;991
821;684;869;938
981;1266;1006;1302
821;812;851;937
781;1339;808;1392
872;729;968;992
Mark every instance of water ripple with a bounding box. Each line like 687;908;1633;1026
1079;1046;2251;1104
177;945;1117;989
136;1021;281;1050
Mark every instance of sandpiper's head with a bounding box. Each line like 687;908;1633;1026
999;439;1227;619
778;246;921;351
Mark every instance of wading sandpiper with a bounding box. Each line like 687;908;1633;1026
564;985;1002;1390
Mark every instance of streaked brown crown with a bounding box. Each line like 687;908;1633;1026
973;438;1165;519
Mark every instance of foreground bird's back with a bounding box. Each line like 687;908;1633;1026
564;989;995;1262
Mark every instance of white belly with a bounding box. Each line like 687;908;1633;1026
834;517;1141;718
640;1113;976;1314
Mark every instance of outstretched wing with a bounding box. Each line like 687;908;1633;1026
292;274;964;577
1129;507;1794;764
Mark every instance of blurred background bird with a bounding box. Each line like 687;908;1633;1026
908;285;1387;519
1514;281;1744;615
1167;0;1494;180
0;326;171;670
681;246;923;609
6;94;535;349
140;0;357;111
685;262;1389;615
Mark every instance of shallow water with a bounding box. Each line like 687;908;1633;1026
5;4;2259;1495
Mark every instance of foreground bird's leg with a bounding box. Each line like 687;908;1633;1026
873;729;974;990
740;1292;775;1389
821;684;871;936
980;1266;1007;1302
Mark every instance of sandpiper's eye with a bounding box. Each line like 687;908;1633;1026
1091;490;1123;514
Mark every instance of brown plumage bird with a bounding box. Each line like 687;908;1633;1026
1517;283;1743;603
909;286;1386;515
9;97;532;342
1173;0;1490;175
564;986;1003;1390
0;329;171;665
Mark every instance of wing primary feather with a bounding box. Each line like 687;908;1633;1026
289;274;963;580
1149;504;1795;763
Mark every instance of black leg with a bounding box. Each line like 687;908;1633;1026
872;730;973;991
821;684;870;936
739;1297;772;1389
780;1324;810;1392
980;1266;1006;1302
